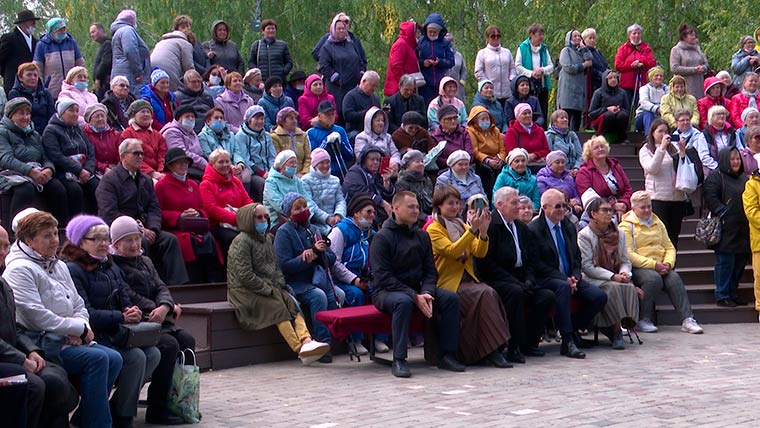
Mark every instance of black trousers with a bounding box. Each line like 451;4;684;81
0;363;32;428
566;109;583;132
147;328;196;414
487;277;555;349
142;231;189;285
538;278;608;337
60;176;99;215
375;288;459;361
11;179;69;226
210;225;239;262
652;199;686;249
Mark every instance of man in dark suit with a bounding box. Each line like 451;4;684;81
528;189;607;359
476;186;556;364
0;10;40;94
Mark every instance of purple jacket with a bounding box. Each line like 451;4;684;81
160;120;208;170
536;165;579;200
741;148;758;175
430;125;473;170
214;89;254;133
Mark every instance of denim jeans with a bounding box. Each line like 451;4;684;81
714;251;749;301
294;287;332;343
337;283;366;341
60;344;123;428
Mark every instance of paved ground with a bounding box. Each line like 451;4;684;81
135;323;760;427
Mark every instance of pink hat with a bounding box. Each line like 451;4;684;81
116;9;136;23
311;148;331;167
513;103;533;119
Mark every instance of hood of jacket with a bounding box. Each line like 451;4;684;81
303;74;328;100
668;75;689;97
161;30;188;42
564;30;576;48
703;76;725;96
438;76;458;97
717;146;744;177
362;107;389;136
358;144;386;166
466;105;495;128
211;20;230;42
110;19;133;36
536;164;571;181
422;13;447;40
235;202;258;235
511;75;532;98
201;161;233;185
399;21;418;48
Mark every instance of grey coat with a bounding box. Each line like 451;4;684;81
669;41;709;98
151;31;194;92
557;31;590;112
201;20;244;74
110;19;151;95
577;226;632;287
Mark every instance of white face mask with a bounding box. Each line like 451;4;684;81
209;75;222;86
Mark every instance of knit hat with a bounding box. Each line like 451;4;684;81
513;103;532;119
401;149;424;168
506;147;529;166
276;106;297;125
740;35;754;49
647;66;664;82
45;18;66;34
265;76;283;92
127;99;152;118
716;70;731;81
55;98;78;116
150;67;170;86
310;148;330;167
581;187;602;211
116;9;137;23
346;193;374;217
65;215;107;246
11;208;39;233
274;150;296;170
4;97;31;118
545;150;567;167
437;104;459;122
446;149;471;167
318;100;336;113
289;70;307;83
401;111;426;127
174;104;196;120
164;147;193;171
84;103;107;123
243;68;261;83
427;22;442;32
742;107;759;124
243;105;265;123
281;192;305;216
110;216;142;244
110;75;129;88
477;79;493;93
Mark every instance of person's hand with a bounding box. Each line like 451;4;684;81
678;139;687;156
301;248;317;263
635;287;645;299
151;171;165;181
531;69;543;79
423;59;434;68
207;50;216;59
583;59;592;68
27;351;45;373
29;168;46;184
79;169;92;183
659;133;671;150
469;209;485;232
478;209;491;235
123;306;142;323
415;293;434;318
528;152;539;162
381;167;394;186
313;239;327;252
181;208;199;218
148;304;170;323
695;65;705;73
135;75;143;83
143;228;156;244
173;304;182;320
382;200;392;218
567;276;578;293
612;273;630;283
42;168;53;180
327;215;340;226
232;164;243;176
570;168;578;178
655;262;670;275
65;335;82;346
614;202;627;214
631;60;641;68
22;357;39;373
310;116;319;126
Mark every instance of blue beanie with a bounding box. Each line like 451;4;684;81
281;192;305;216
151;67;170;86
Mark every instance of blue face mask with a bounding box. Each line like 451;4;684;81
284;166;297;177
255;221;269;234
478;120;491;131
92;124;110;133
22;125;33;133
181;118;195;130
74;81;88;91
53;32;67;42
209;120;225;133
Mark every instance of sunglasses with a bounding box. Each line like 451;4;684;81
129;151;144;157
116;83;129;88
552;203;568;210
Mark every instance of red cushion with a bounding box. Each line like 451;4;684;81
315;305;424;342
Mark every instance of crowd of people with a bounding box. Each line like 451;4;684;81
2;6;760;425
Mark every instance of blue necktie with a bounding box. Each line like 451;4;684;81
554;224;570;276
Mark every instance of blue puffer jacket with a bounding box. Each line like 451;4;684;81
306;123;354;179
198;123;237;161
493;165;540;209
257;92;295;132
233;122;277;176
8;78;55;132
416;13;454;90
140;84;177;129
263;169;314;227
334;217;370;275
302;167;347;233
545;127;583;169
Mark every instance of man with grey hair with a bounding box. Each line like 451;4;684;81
475;186;555;363
96;138;189;284
614;23;656;107
342;70;381;139
382;74;427;133
174;69;215;133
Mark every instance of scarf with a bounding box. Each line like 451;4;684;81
588;219;621;273
434;213;468;262
521;123;533;134
549;125;568;137
743;89;759;109
228;90;243;103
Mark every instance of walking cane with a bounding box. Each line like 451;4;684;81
628;70;642;131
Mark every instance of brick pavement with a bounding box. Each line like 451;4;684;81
135;323;760;427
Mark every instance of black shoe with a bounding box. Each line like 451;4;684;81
560;340;586;359
318;351;333;363
732;297;749;306
573;333;595;349
145;408;185;425
438;354;466;372
392;359;411;378
716;298;737;308
611;330;625;350
486;351;513;368
504;347;526;364
114;416;135;428
520;346;545;357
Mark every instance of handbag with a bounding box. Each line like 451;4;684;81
111;322;162;349
21;330;65;365
178;217;209;234
695;213;721;246
191;232;215;256
168;349;201;424
675;156;698;193
409;72;426;88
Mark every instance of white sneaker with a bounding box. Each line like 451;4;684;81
681;317;704;334
374;339;390;353
352;340;369;356
299;340;330;358
300;355;320;365
636;319;658;333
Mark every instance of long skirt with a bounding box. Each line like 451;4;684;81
592;281;640;327
456;282;510;364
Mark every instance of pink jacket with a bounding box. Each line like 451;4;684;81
297;74;337;130
58;82;99;125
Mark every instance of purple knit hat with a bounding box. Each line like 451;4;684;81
66;215;107;245
276;107;298;125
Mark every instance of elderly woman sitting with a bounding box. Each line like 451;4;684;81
619;191;703;335
200;149;253;259
140;68;178;132
634;66;668;133
493;148;540;210
301;148;347;235
61;215;160;428
274;193;341;363
263;150;314;228
8;62;54;132
233;105;276;202
101;75;136;132
120;99;168;181
215;71;255;133
160;104;207;180
396;149;434;225
198;107;236;159
174;70;216;134
576;135;632;216
3;211;122;428
588;70;629;143
227;203;330;364
108;215;197;424
435;149;486;206
467;105;506;198
83;103;121;177
426;184;511;367
271;107;311;177
504;103;550;163
536;150;582;215
342;146;395;227
57;66;98;125
430;104;474;171
578;198;640;350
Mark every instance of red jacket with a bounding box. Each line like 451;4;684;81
199;163;253;226
383;21;419;96
730;92;758;128
83;124;121;174
613;41;657;91
575;157;632;209
503;121;550;160
697;96;732;130
120;123;168;175
155;173;222;263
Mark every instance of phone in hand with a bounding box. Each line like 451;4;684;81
380;156;391;174
473;198;487;213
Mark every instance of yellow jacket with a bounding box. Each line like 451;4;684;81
660;92;699;129
466;106;506;164
427;220;488;292
271;125;312;175
743;174;760;252
618;210;676;269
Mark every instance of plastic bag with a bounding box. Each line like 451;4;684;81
675;156;698;193
168;349;201;424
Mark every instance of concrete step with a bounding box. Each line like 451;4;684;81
658;283;755;306
677;266;753;285
656;303;757;325
676;249;721;268
169;282;226;305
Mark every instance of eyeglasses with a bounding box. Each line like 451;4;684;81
598;207;613;213
116;83;129;88
82;236;110;244
129;151;144;157
552;203;568;210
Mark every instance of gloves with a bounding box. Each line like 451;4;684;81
327;132;341;144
